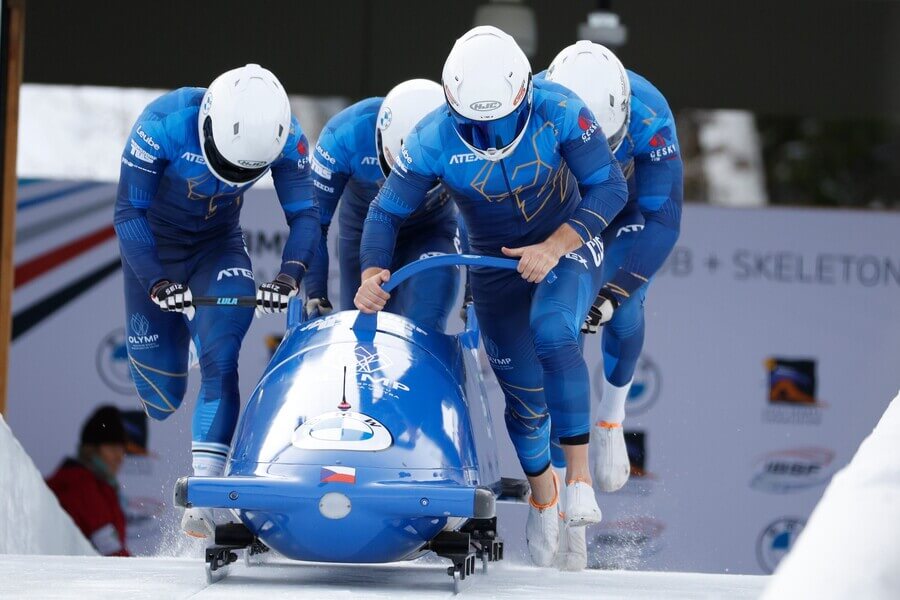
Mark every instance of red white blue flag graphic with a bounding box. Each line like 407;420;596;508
320;466;356;484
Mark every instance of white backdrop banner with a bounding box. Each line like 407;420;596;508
7;181;900;571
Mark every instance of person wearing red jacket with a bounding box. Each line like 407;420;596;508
46;406;130;556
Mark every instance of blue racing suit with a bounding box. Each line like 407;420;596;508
597;70;682;389
305;97;459;331
114;87;319;466
360;79;628;475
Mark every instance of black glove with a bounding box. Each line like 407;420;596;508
582;288;618;334
256;273;298;316
305;297;334;319
150;280;194;320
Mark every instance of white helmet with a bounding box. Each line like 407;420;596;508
442;26;533;162
546;41;631;152
375;79;444;178
198;64;291;186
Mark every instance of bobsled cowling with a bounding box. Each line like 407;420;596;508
176;255;536;564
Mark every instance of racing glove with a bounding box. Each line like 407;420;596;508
582;287;618;334
256;273;298;316
151;280;195;320
305;297;334;319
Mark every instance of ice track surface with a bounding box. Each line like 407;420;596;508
0;554;767;599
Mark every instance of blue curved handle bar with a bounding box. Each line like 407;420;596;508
382;253;557;293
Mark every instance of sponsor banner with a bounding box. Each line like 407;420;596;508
7;181;900;574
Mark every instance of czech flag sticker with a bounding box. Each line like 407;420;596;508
320;466;356;484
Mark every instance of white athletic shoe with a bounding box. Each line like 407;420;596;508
552;467;589;571
181;507;216;539
563;480;602;527
556;520;588;572
592;421;631;492
525;473;560;567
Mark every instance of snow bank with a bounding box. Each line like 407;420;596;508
0;414;96;555
762;390;900;599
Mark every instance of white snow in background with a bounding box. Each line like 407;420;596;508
697;109;769;207
762;390;900;600
0;415;96;556
17;83;346;187
0;554;768;599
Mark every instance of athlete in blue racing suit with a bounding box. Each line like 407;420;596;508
542;64;683;476
355;27;628;566
113;72;319;501
305;96;459;330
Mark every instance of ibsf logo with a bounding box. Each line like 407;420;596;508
757;517;805;574
750;447;834;493
594;355;661;416
128;313;159;349
469;100;502;112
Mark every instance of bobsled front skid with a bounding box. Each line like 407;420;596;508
428;517;504;593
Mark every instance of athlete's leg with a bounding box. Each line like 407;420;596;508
470;269;551;483
593;222;648;492
390;222;460;332
337;233;362;312
598;223;648;423
471;267;559;565
185;234;254;477
123;258;190;421
531;238;604;482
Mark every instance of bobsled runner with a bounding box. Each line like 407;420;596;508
176;255;544;591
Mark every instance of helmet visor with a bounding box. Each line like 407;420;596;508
201;116;269;185
448;93;531;155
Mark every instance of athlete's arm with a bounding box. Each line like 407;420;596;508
605;137;683;303
305;125;352;300
357;130;439;312
560;103;629;243
114;116;169;293
269;122;321;285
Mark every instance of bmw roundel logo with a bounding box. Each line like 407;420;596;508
756;517;805;574
378;107;392;131
309;416;375;442
292;411;392;451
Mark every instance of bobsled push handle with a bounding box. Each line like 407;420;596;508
192;296;257;307
382;253;557;293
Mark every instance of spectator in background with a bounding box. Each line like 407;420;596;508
46;406;130;556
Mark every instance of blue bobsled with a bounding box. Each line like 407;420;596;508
175;255;539;586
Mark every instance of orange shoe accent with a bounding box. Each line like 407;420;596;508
596;421;622;429
185;531;207;539
566;476;592;486
528;471;559;511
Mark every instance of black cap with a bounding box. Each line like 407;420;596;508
80;405;127;446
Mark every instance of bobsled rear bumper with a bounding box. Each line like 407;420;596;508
174;476;495;520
